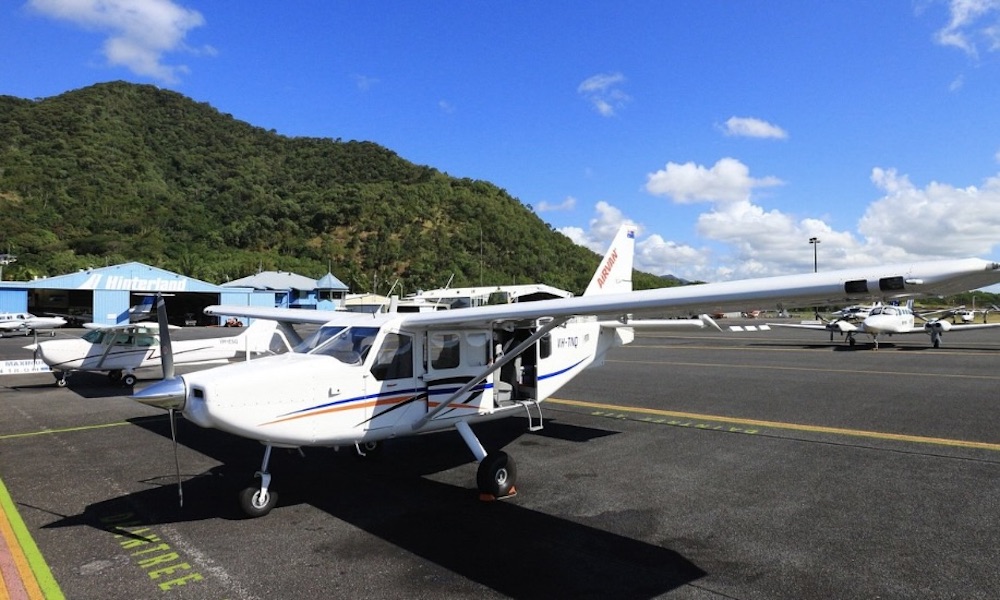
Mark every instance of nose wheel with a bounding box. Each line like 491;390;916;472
239;445;278;518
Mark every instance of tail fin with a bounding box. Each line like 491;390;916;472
234;319;280;353
584;225;637;296
129;295;156;322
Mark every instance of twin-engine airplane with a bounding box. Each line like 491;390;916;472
768;300;1000;349
0;312;67;337
30;317;286;387
133;229;1000;517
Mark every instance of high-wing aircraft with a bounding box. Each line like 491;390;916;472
45;294;158;328
768;300;1000;349
0;312;67;337
30;315;287;387
132;234;1000;517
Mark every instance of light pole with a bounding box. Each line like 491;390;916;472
809;237;820;273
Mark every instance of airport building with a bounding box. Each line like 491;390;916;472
0;262;332;326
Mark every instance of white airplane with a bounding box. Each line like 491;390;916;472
768;300;1000;349
30;305;287;387
132;232;1000;516
0;312;67;337
828;304;874;322
940;303;999;324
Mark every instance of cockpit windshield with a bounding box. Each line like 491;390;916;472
82;329;107;344
295;326;345;353
301;326;380;365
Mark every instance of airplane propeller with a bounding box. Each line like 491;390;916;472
154;293;182;508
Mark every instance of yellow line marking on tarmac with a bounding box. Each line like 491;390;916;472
0;421;137;441
548;397;1000;452
0;478;63;599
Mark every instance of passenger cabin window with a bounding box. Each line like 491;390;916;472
371;333;413;380
430;333;460;369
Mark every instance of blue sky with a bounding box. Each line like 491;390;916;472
4;1;1000;283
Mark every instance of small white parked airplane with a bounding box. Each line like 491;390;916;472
768;301;1000;349
30;312;286;387
0;312;67;337
133;231;1000;516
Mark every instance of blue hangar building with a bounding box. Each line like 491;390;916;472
0;262;277;326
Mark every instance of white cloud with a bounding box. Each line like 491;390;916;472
28;0;208;83
577;72;630;117
558;201;706;278
645;157;784;204
859;167;1000;256
536;196;576;212
721;116;788;139
557;201;637;253
570;158;1000;283
933;0;1000;57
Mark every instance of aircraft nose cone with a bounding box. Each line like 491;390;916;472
863;316;894;333
132;376;187;411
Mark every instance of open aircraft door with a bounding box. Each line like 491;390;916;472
422;329;496;415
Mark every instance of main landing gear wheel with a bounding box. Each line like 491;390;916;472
55;376;67;388
355;440;381;457
477;451;517;499
239;482;278;518
122;374;137;386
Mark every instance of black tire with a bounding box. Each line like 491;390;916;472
122;374;137;386
476;451;517;498
238;485;278;518
55;377;67;388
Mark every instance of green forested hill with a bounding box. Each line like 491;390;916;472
0;81;672;293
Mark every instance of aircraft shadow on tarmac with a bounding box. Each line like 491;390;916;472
11;373;138;399
44;416;705;598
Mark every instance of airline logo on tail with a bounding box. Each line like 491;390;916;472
584;226;636;296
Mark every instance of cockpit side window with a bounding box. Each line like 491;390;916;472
82;329;106;344
309;326;380;365
371;333;413;381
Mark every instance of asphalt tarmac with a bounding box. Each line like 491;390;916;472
2;322;1000;599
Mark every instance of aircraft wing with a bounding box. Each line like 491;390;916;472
767;321;858;333
205;258;1000;331
926;321;1000;333
598;315;723;331
204;305;393;326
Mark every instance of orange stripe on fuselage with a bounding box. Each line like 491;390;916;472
260;394;481;427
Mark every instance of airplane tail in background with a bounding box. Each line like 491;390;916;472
129;295;157;322
233;319;281;354
584;225;637;296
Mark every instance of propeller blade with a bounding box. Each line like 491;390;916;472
169;408;183;508
156;294;175;380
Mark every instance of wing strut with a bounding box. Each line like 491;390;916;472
412;316;569;430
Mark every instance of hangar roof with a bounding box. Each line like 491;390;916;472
14;261;237;292
222;270;327;292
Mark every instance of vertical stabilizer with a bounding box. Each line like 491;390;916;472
234;319;280;353
584;225;637;296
